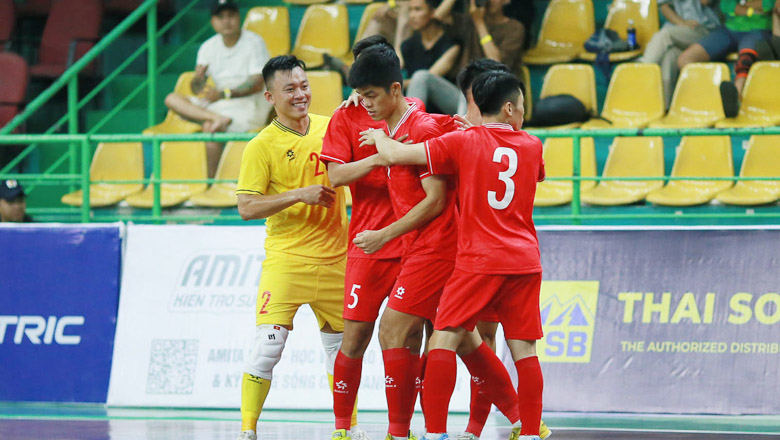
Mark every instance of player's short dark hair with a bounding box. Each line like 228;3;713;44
456;58;511;97
348;45;403;92
472;71;523;116
262;55;306;89
352;35;392;59
424;0;443;9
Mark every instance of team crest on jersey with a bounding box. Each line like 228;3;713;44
286;149;296;160
394;287;405;300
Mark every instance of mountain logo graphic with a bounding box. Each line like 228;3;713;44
538;281;600;364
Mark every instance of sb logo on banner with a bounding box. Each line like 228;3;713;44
538;281;600;363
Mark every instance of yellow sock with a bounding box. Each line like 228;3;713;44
241;373;271;432
328;373;359;428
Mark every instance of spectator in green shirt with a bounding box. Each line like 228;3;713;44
677;0;773;116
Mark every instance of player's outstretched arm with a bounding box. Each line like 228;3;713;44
359;129;427;166
237;185;336;220
327;154;389;187
354;175;446;254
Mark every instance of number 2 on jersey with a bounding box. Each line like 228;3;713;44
488;147;518;210
259;291;272;315
309;152;325;176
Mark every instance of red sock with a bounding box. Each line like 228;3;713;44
460;342;520;424
383;348;413;437
418;353;428;417
515;356;543;436
466;376;492;436
422;349;457;434
333;351;362;430
406;351;422;421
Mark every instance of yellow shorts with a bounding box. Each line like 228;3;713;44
256;256;346;331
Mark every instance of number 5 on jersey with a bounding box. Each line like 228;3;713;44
488;147;518;210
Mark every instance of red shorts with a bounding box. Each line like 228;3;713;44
479;305;500;323
343;257;402;322
387;258;455;321
434;269;543;340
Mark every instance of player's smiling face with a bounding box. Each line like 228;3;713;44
356;85;398;121
265;67;311;121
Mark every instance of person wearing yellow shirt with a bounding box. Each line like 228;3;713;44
234;55;351;440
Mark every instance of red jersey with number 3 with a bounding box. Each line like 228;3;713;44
383;104;459;264
425;122;545;274
320;98;424;259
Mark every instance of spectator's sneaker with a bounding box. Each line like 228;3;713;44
352;427;372;440
333;429;352;439
236;430;257;440
540;420;552;439
719;81;740;118
454;433;479;439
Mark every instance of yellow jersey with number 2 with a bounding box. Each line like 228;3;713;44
237;114;348;265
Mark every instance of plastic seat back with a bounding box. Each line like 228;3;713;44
0;0;14;47
292;5;350;66
356;3;385;42
533;0;595;53
542;137;597;189
741;136;780;185
0;52;28;105
243;7;290;58
161;141;208;192
602;0;659;50
664;63;729;125
38;0;102;68
603;137;664;181
600;63;664;126
91;142;144;185
671;136;732;188
737;62;780;123
521;65;532;120
307;71;343;116
539;64;597;114
215;141;248;181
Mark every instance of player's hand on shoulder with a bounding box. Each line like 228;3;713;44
353;229;388;254
338;91;361;109
359;128;388;147
453;114;473;130
297;185;337;208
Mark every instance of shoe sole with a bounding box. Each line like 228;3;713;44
719;81;739;118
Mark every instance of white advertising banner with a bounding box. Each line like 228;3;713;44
108;224;473;410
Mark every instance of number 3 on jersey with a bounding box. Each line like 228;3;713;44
488;147;518;210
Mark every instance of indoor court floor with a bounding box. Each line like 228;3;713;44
1;404;778;440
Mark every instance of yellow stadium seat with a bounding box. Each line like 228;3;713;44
579;0;659;62
524;0;595;65
715;135;780;205
521;65;533;121
307;71;343;116
125;141;208;208
243;7;290;58
291;4;351;68
143;72;213;135
715;62;780;128
356;3;384;41
649;63;730;129
527;64;597;129
646;136;733;206
581;63;664;129
190;141;248;208
534;137;597;206
283;0;330;5
581;136;664;205
61;142;144;207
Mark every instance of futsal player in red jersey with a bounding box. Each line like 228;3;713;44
346;44;459;440
361;71;545;440
320;36;428;440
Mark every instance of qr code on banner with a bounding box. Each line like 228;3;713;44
146;339;199;395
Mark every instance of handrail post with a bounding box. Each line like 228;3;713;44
571;134;582;225
68;77;79;193
147;1;158;128
80;137;91;223
152;138;162;221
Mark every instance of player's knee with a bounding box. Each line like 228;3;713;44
244;324;289;380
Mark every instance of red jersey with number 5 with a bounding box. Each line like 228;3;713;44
424;122;545;274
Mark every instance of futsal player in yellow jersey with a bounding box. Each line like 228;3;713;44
234;55;350;440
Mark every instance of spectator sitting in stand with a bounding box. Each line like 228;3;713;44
638;0;722;108
162;0;272;177
756;0;780;59
0;179;32;223
677;0;773;117
402;0;464;115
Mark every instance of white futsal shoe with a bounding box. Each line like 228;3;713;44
236;430;257;440
454;433;479;440
352;426;373;440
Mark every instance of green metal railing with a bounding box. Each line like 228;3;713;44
2;127;780;224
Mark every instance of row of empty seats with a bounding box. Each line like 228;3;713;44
530;62;780;130
538;135;780;207
61;135;780;209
